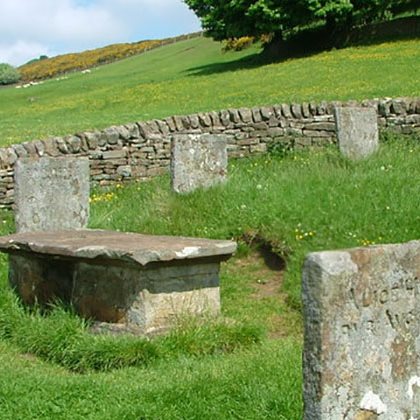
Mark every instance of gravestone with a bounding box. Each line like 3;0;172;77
14;157;89;232
302;240;420;419
334;107;379;160
171;134;227;193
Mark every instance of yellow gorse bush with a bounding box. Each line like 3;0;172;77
19;39;163;81
222;36;255;52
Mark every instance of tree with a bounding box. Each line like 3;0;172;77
184;0;420;41
0;63;21;85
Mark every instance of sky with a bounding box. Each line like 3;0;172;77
0;0;202;66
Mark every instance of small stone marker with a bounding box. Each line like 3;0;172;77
302;240;420;419
334;107;379;160
171;134;227;193
14;157;90;232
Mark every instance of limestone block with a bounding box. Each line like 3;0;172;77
302;102;311;118
115;125;131;140
9;253;74;305
56;137;70;154
334;107;379;160
198;113;212;127
14;157;89;232
13;144;28;158
34;140;45;157
102;149;127;160
238;108;253;123
278;104;290;119
189;114;200;129
252;107;262;123
171;134;227;194
220;110;231;126
228;108;241;124
73;260;221;333
103;126;120;144
173;116;184;131
302;240;420;419
291;103;303;119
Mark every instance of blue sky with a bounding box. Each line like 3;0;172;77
0;0;202;66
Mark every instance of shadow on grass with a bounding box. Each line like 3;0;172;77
184;51;268;77
185;16;420;77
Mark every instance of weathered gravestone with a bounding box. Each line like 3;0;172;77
334;107;379;160
171;134;227;193
14;157;90;232
302;240;420;419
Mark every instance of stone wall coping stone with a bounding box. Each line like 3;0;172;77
0;229;237;267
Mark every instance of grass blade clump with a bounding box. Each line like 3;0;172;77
62;334;160;372
0;292;263;372
11;305;86;363
160;317;264;357
0;288;25;339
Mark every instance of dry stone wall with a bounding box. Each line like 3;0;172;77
0;97;419;208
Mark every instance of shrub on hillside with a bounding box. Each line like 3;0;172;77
223;36;255;52
0;63;20;85
19;39;163;81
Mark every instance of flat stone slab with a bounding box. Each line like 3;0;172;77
0;229;237;266
302;240;420;419
0;229;236;334
14;157;90;232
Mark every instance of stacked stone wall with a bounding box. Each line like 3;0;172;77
0;97;419;208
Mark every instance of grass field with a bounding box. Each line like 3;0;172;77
0;36;419;146
0;134;419;418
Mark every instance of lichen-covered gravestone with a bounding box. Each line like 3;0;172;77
334;107;379;160
302;240;420;419
171;134;227;193
14;157;89;232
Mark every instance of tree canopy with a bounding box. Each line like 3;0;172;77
0;63;21;85
184;0;420;41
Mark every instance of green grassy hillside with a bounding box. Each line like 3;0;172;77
0;36;419;146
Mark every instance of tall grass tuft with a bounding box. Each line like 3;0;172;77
160;317;263;357
0;295;264;372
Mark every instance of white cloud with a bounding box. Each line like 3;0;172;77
0;41;51;67
0;0;201;66
99;0;201;38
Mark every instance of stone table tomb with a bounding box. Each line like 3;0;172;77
0;229;236;334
